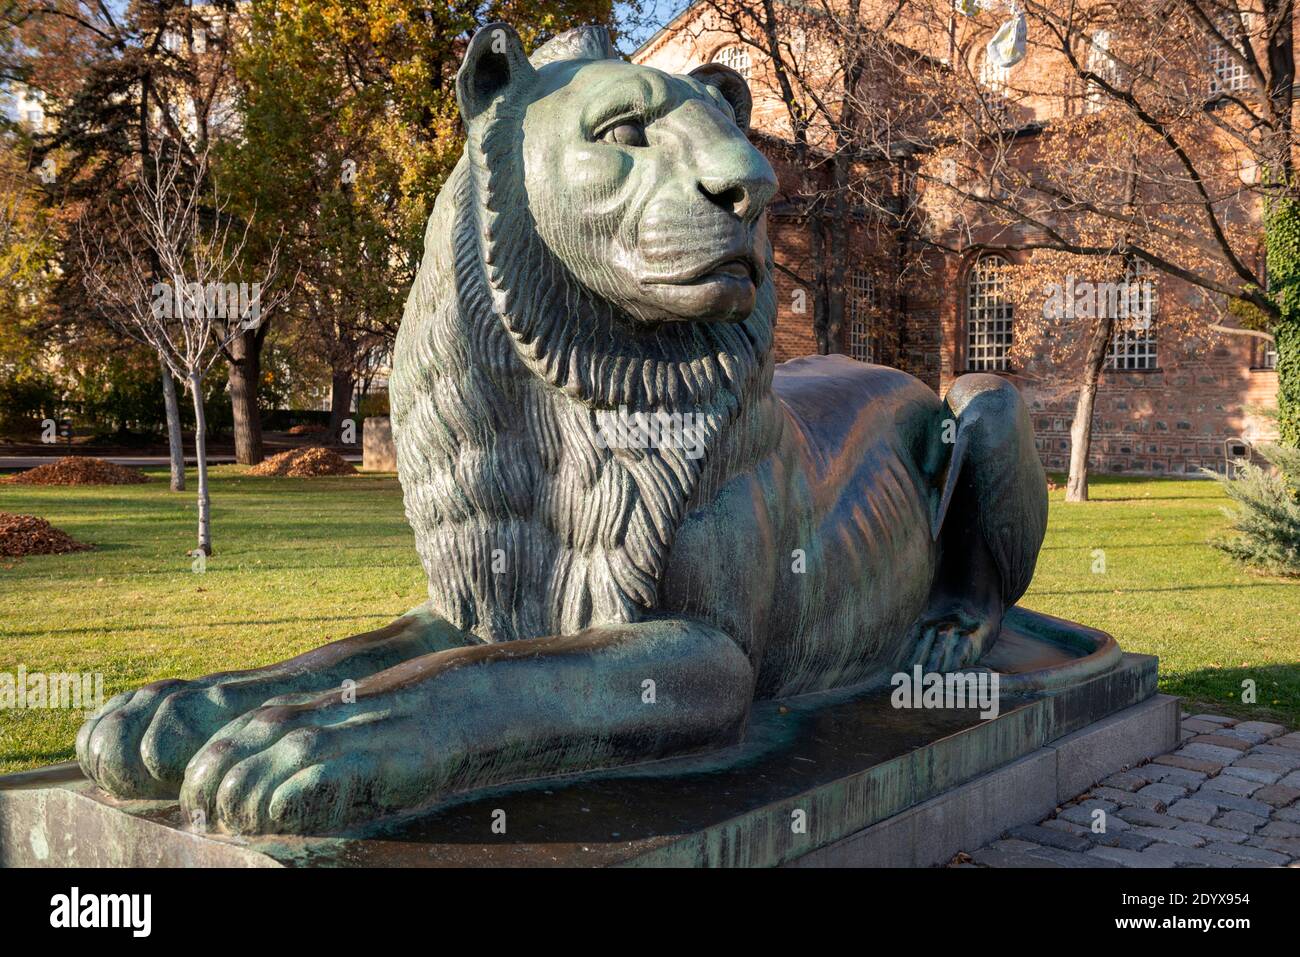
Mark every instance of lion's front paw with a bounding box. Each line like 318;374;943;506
179;694;427;836
907;610;996;673
77;676;296;799
77;679;195;798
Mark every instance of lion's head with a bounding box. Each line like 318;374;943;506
390;25;783;641
498;33;776;326
452;22;778;412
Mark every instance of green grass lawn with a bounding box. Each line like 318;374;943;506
1;469;1296;774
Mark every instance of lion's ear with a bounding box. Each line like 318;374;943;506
689;63;753;132
457;23;538;125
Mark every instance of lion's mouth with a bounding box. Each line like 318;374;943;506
633;245;762;323
644;254;758;288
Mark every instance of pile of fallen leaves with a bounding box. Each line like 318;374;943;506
1;456;149;486
246;446;357;478
0;513;93;557
287;423;329;436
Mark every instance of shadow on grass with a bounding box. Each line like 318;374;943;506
1038;542;1203;552
21;560;423;578
1045;473;1225;502
1080;494;1226;503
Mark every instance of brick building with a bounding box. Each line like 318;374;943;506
633;1;1281;475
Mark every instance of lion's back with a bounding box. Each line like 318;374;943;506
772;354;941;490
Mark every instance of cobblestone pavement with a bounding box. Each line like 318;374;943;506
960;712;1300;868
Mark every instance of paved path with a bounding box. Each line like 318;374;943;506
960;712;1300;867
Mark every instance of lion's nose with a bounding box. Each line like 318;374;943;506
697;163;776;222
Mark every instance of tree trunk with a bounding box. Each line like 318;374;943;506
825;232;848;355
159;353;185;492
328;369;354;445
822;149;853;355
227;329;263;465
1065;312;1116;502
1068;162;1142;500
810;216;832;354
188;371;212;556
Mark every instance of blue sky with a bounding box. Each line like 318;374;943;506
618;0;690;52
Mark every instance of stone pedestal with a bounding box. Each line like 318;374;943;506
0;651;1176;868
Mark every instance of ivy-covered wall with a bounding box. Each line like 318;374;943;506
1269;196;1300;448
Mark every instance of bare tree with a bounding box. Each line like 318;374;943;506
697;0;853;352
689;0;950;357
854;0;1295;499
11;0;269;464
697;0;1293;499
79;146;287;555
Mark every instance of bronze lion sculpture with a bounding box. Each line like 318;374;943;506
76;24;1047;835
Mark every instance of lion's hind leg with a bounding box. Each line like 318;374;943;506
909;374;1048;672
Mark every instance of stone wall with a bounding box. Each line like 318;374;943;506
1024;361;1280;476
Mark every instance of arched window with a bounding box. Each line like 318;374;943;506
847;270;879;363
713;44;751;81
1083;30;1120;113
1107;259;1157;370
966;255;1013;371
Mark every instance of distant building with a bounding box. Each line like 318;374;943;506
634;1;1280;476
5;85;51;133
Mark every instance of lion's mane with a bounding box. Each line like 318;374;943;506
390;28;781;643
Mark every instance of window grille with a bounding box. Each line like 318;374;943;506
966;256;1014;371
1107;260;1157;370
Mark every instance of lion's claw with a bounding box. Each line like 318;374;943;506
907;611;994;673
76;680;192;798
180;693;427;836
75;675;314;799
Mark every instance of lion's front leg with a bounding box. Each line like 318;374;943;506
180;619;754;835
76;607;473;799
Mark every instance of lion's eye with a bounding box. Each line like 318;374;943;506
600;121;648;147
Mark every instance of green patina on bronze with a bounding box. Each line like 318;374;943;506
74;24;1121;837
